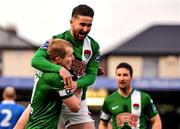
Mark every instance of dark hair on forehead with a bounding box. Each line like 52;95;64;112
72;4;94;18
116;62;133;77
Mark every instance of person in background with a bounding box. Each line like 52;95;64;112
31;4;102;129
99;62;162;129
0;86;25;129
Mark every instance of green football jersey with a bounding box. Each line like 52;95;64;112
31;30;100;100
100;90;158;129
26;71;73;129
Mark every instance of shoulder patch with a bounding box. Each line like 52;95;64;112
94;54;100;62
40;40;49;49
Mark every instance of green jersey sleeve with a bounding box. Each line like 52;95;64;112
76;60;99;88
43;73;74;99
31;47;61;72
100;96;112;122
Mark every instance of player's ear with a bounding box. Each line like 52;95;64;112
70;19;74;26
70;17;76;25
55;57;62;64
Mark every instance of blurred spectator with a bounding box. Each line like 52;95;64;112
0;86;25;129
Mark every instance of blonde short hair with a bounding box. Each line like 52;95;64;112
47;39;72;60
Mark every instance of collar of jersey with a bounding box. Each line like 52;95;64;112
2;100;15;104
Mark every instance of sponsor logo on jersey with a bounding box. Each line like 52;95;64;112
84;49;91;59
116;113;138;127
112;105;119;110
70;59;86;76
133;103;139;110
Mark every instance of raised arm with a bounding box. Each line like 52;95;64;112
31;47;60;72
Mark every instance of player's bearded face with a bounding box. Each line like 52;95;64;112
71;15;93;41
116;68;132;89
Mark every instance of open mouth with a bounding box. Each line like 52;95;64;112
78;33;86;39
78;31;87;40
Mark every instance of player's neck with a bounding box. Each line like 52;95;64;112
2;99;15;104
118;87;133;97
70;29;75;39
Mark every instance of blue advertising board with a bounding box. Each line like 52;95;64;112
0;76;180;91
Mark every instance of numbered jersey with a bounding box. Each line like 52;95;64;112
0;101;25;129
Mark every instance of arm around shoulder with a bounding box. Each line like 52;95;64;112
31;47;60;72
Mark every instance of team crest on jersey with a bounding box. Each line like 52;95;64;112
84;49;91;59
133;103;139;110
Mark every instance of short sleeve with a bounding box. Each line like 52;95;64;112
143;93;159;118
100;97;111;122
